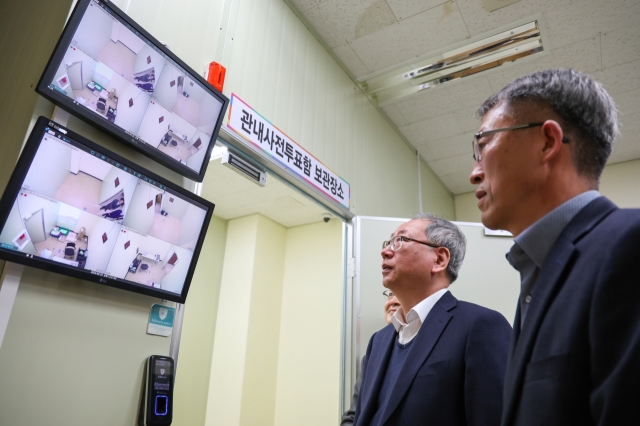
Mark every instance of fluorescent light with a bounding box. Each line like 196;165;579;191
362;21;543;106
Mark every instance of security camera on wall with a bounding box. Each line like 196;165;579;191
322;213;332;223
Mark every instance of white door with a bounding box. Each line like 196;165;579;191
67;62;83;90
24;209;46;244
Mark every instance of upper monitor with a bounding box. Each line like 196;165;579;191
36;0;229;182
0;117;215;303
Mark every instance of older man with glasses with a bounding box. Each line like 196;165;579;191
469;69;640;426
354;213;511;426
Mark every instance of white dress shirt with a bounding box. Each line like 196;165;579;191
390;288;449;344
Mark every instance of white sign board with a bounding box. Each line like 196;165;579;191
227;94;350;209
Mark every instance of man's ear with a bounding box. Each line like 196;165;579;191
431;247;450;275
540;120;565;164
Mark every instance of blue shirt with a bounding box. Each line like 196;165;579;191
506;190;601;326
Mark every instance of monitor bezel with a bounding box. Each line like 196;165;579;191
35;0;229;183
0;116;215;304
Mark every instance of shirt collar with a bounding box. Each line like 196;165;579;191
512;190;600;268
391;288;449;332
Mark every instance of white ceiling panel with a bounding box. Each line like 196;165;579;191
452;106;482;133
393;76;494;125
348;1;470;72
417;144;436;162
333;43;371;78
439;169;476;195
398;114;462;146
289;0;320;12
593;59;640;96
602;24;640;70
302;0;394;48
613;88;640;117
427;152;472;177
423;132;474;161
543;0;640;50
381;104;409;126
386;0;449;21
455;0;572;37
485;36;603;94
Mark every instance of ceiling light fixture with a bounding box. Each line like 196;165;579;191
362;21;543;106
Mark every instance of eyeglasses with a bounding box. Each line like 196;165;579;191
382;235;439;251
382;290;395;299
472;122;569;162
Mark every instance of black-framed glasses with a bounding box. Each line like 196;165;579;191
472;122;569;162
382;290;395;299
382;235;439;251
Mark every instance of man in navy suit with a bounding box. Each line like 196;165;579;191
469;68;640;425
354;214;511;426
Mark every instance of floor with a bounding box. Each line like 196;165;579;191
124;259;174;287
157;135;193;163
146;212;181;245
72;86;118;119
34;234;88;264
97;41;137;86
54;172;102;216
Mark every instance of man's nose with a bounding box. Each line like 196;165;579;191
469;162;484;185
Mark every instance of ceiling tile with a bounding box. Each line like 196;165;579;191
613;88;640;117
608;112;640;164
333;43;371;79
398;114;462;146
452;106;482;132
353;0;398;40
393;76;494;125
602;24;640;70
381;104;409;127
439;169;476;194
427;152;473;176
301;0;375;48
593;59;640;96
485;36;603;93
289;0;319;12
386;0;449;21
423;131;474;161
456;0;573;37
417;144;436;162
349;1;470;73
543;0;640;51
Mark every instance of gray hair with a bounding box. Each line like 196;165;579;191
476;69;618;181
411;213;466;283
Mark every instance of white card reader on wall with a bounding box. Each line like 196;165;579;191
138;355;174;426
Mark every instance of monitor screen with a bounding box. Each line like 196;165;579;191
0;117;215;303
36;0;229;182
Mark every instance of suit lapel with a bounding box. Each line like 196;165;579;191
501;197;617;425
377;292;456;425
358;326;396;424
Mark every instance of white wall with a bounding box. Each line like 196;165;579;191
17;191;59;239
74;210;100;241
84;218;121;272
154;63;182;109
0;200;33;253
177;204;207;249
106;72;132;105
73;1;113;58
106;227;146;278
186;130;210;172
113;84;150;134
197;94;222;136
183;76;206;103
160;245;194;293
134;44;165;77
122;181;162;233
137;101;171;148
599;159;640;208
22;137;72;199
98;166;136;210
77;150;112;180
162;193;190;219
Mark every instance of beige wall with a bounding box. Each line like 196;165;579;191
173;215;227;426
274;219;344;425
599;159;640;208
205;215;343;426
454;159;640;223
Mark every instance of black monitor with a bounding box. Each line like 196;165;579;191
0;117;215;303
36;0;229;182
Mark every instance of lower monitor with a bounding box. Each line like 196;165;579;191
0;116;215;303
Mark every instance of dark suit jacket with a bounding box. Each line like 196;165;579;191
502;197;640;425
355;291;511;426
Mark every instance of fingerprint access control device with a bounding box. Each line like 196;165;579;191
138;355;174;426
